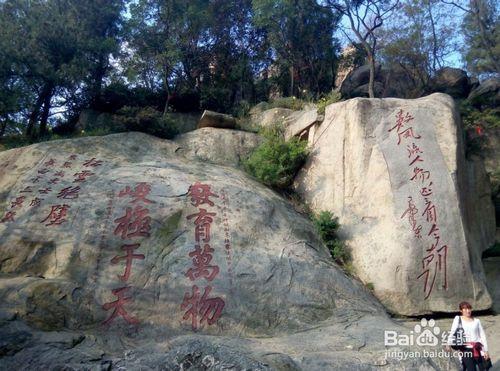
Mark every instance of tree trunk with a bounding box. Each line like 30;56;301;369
426;0;441;72
0;118;7;138
26;83;53;140
39;85;54;138
289;65;294;96
163;68;171;117
26;90;46;139
89;55;107;109
367;54;376;98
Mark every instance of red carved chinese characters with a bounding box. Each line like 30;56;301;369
1;211;15;223
11;196;25;209
181;285;225;331
389;109;448;300
41;204;70;226
57;186;81;200
111;244;145;282
221;190;234;290
188;181;219;207
83;158;103;167
73;170;94;183
4;153;105;229
114;205;151;239
30;198;42;207
118;183;155;204
103;183;153;326
102;287;139;325
186;244;220;281
182;182;224;330
400;196;422;238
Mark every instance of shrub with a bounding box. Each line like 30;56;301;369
232;99;252;118
268;96;307;111
460;100;500;130
316;91;342;115
114;106;180;139
312;210;350;264
482;242;500;258
244;124;308;189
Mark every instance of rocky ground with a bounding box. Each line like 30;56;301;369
399;313;500;370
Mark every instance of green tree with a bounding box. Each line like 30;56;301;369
454;0;499;76
322;0;398;98
125;0;211;115
253;0;341;98
378;0;459;93
0;0;124;140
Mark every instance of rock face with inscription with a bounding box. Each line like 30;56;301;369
0;131;459;369
294;93;496;316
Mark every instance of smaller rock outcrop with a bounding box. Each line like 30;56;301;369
468;78;500;108
198;110;237;129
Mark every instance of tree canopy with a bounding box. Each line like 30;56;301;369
0;0;497;141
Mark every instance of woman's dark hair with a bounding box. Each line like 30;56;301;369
459;301;472;310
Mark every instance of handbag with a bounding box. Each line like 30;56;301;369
451;316;465;350
482;357;492;370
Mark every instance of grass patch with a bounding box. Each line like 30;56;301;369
261;96;308;111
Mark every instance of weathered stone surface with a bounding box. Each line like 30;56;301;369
198;110;237;129
284;109;321;141
0;132;461;370
484;257;500;313
294;93;495;315
173;127;262;167
251;107;295;128
468;78;500;108
432;68;471;98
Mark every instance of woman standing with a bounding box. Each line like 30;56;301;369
447;301;490;370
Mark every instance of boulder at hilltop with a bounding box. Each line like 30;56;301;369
294;93;495;316
0;132;459;370
173;127;262;167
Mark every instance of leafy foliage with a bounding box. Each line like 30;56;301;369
460;0;500;77
316;91;342;114
312;211;350;264
244;124;308;189
253;0;341;98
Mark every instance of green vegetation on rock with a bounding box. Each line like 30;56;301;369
312;210;350;265
316;91;342;115
244;124;308;189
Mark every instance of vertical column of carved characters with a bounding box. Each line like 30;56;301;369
389;110;448;299
181;182;225;331
101;182;154;326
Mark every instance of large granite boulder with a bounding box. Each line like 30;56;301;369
340;64;383;98
294;93;496;316
250;107;295;128
340;64;421;99
0;132;460;369
173;127;262;168
432;68;471;99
